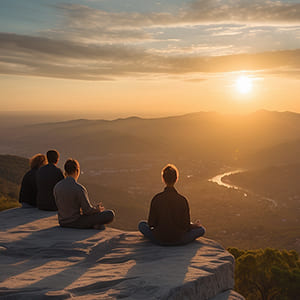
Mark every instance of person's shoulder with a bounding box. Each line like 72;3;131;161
74;181;87;193
175;190;188;202
46;164;63;177
37;164;48;173
179;194;188;201
22;169;33;181
151;191;164;202
54;177;66;189
52;164;63;173
24;168;34;176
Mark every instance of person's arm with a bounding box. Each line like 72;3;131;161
19;174;27;203
190;220;203;229
182;197;191;231
79;186;99;215
148;197;157;228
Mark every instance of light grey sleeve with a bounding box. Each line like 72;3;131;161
78;186;99;215
53;183;60;202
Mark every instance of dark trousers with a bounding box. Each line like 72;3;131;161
61;210;115;229
138;221;205;246
21;202;36;208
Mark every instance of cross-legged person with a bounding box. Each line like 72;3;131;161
138;164;205;245
54;158;114;229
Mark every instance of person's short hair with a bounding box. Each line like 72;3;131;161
64;159;80;175
47;150;60;164
30;154;47;170
161;164;178;185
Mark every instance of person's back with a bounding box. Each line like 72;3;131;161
19;169;38;207
54;176;96;225
149;187;190;243
139;164;205;245
36;150;64;211
19;154;47;208
54;158;114;229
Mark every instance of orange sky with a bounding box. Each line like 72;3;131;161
1;73;299;117
0;1;299;116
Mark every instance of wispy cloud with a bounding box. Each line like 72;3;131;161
45;1;300;43
47;4;170;43
57;1;300;30
0;1;299;80
0;32;299;80
188;0;300;24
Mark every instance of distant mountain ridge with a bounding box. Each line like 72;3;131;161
1;110;300;167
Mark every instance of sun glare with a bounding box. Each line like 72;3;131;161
235;76;253;94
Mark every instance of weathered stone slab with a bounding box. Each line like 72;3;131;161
0;208;243;299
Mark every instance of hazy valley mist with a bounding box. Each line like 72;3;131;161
1;110;299;252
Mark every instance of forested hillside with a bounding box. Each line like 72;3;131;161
228;248;300;300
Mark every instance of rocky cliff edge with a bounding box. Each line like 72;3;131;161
0;208;244;300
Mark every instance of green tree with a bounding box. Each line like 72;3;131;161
228;247;300;300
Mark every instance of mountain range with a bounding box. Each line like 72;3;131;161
1;110;300;168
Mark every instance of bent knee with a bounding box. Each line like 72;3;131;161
104;210;115;222
138;220;147;230
138;221;149;233
200;226;206;236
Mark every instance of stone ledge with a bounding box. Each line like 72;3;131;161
0;208;244;300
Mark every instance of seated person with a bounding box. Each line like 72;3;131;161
138;164;205;245
36;149;64;211
19;154;47;208
54;158;114;229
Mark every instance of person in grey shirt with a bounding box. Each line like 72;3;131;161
54;158;114;229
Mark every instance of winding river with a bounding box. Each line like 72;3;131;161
209;170;244;189
209;170;278;207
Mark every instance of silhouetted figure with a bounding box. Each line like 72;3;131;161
36;150;64;211
54;158;114;229
139;164;205;245
19;154;47;208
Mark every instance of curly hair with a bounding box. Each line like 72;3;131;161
30;154;47;170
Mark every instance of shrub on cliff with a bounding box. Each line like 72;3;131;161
0;155;28;211
0;195;20;211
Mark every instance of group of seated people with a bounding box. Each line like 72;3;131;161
19;149;205;246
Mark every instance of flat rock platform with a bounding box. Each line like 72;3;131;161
0;208;244;300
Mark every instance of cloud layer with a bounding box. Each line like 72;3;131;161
57;0;300;29
45;1;300;45
0;1;299;80
188;0;300;24
0;32;299;80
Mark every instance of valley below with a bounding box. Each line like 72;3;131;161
78;156;300;252
1;110;300;252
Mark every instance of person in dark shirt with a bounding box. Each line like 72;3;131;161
138;164;205;245
54;158;114;229
19;154;47;208
36;150;64;211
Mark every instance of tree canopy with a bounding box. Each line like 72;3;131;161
228;247;300;300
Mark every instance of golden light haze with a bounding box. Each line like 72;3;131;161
1;73;299;117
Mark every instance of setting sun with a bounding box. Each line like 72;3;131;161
235;76;253;94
